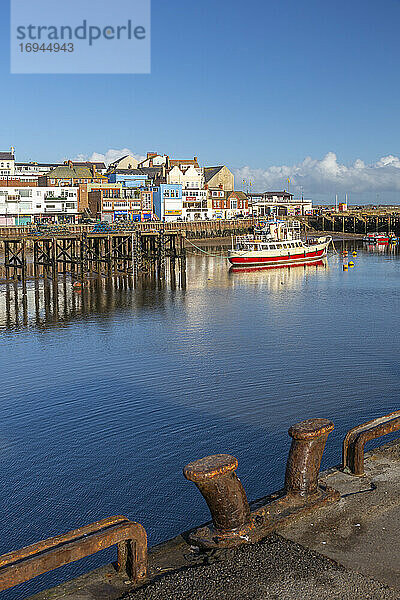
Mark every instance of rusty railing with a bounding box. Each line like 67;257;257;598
0;515;147;592
342;410;400;476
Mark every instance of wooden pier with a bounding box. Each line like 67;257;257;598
0;230;186;282
306;209;400;235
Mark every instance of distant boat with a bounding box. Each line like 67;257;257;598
227;220;331;268
363;232;398;244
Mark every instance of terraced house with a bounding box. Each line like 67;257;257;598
38;161;107;187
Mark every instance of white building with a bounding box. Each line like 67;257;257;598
0;149;15;177
138;153;169;168
167;165;209;220
14;162;58;177
0;186;78;225
249;191;313;217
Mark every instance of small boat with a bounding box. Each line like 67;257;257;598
227;220;331;268
363;232;398;244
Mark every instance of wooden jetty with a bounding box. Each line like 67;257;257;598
0;230;186;282
306;208;400;235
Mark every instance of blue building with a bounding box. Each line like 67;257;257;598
108;170;148;188
153;184;183;221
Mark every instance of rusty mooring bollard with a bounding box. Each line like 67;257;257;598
285;418;334;496
183;454;251;535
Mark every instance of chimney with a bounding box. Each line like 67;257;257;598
147;152;157;159
10;146;15;156
194;156;198;163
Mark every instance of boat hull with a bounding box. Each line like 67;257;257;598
228;240;329;267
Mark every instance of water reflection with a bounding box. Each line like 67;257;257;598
228;260;328;292
2;237;400;332
0;271;185;331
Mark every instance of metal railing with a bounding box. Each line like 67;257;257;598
343;410;400;476
0;515;147;592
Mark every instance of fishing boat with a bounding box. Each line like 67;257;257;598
228;220;331;268
363;232;398;244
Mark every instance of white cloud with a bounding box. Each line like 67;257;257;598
73;148;145;166
235;152;400;196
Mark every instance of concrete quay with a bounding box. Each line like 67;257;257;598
26;439;400;600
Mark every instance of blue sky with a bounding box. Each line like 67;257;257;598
1;0;400;200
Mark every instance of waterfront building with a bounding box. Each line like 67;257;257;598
79;182;123;215
181;188;208;220
167;164;203;188
152;184;183;221
0;177;38;187
209;189;249;219
14;160;107;178
138;152;168;168
89;187;154;222
38;162;107;187
0;186;78;225
107;170;149;188
108;154;139;171
0;149;15;177
167;162;207;220
249;191;313;217
168;157;200;170
204;165;234;191
71;161;107;175
226;191;249;218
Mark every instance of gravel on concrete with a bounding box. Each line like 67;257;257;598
126;534;400;600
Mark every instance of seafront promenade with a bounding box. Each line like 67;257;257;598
4;412;400;600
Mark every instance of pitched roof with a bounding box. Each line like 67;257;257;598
228;191;248;200
72;161;106;170
0;152;14;161
111;155;129;163
45;165;105;179
203;166;225;182
169;158;199;168
109;155;139;167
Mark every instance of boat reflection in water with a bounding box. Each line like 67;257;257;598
364;242;399;254
229;258;328;291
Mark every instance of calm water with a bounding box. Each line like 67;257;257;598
2;239;400;598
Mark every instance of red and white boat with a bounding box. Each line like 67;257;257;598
228;220;331;268
363;232;397;244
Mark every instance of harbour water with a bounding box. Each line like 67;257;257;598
2;239;400;599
